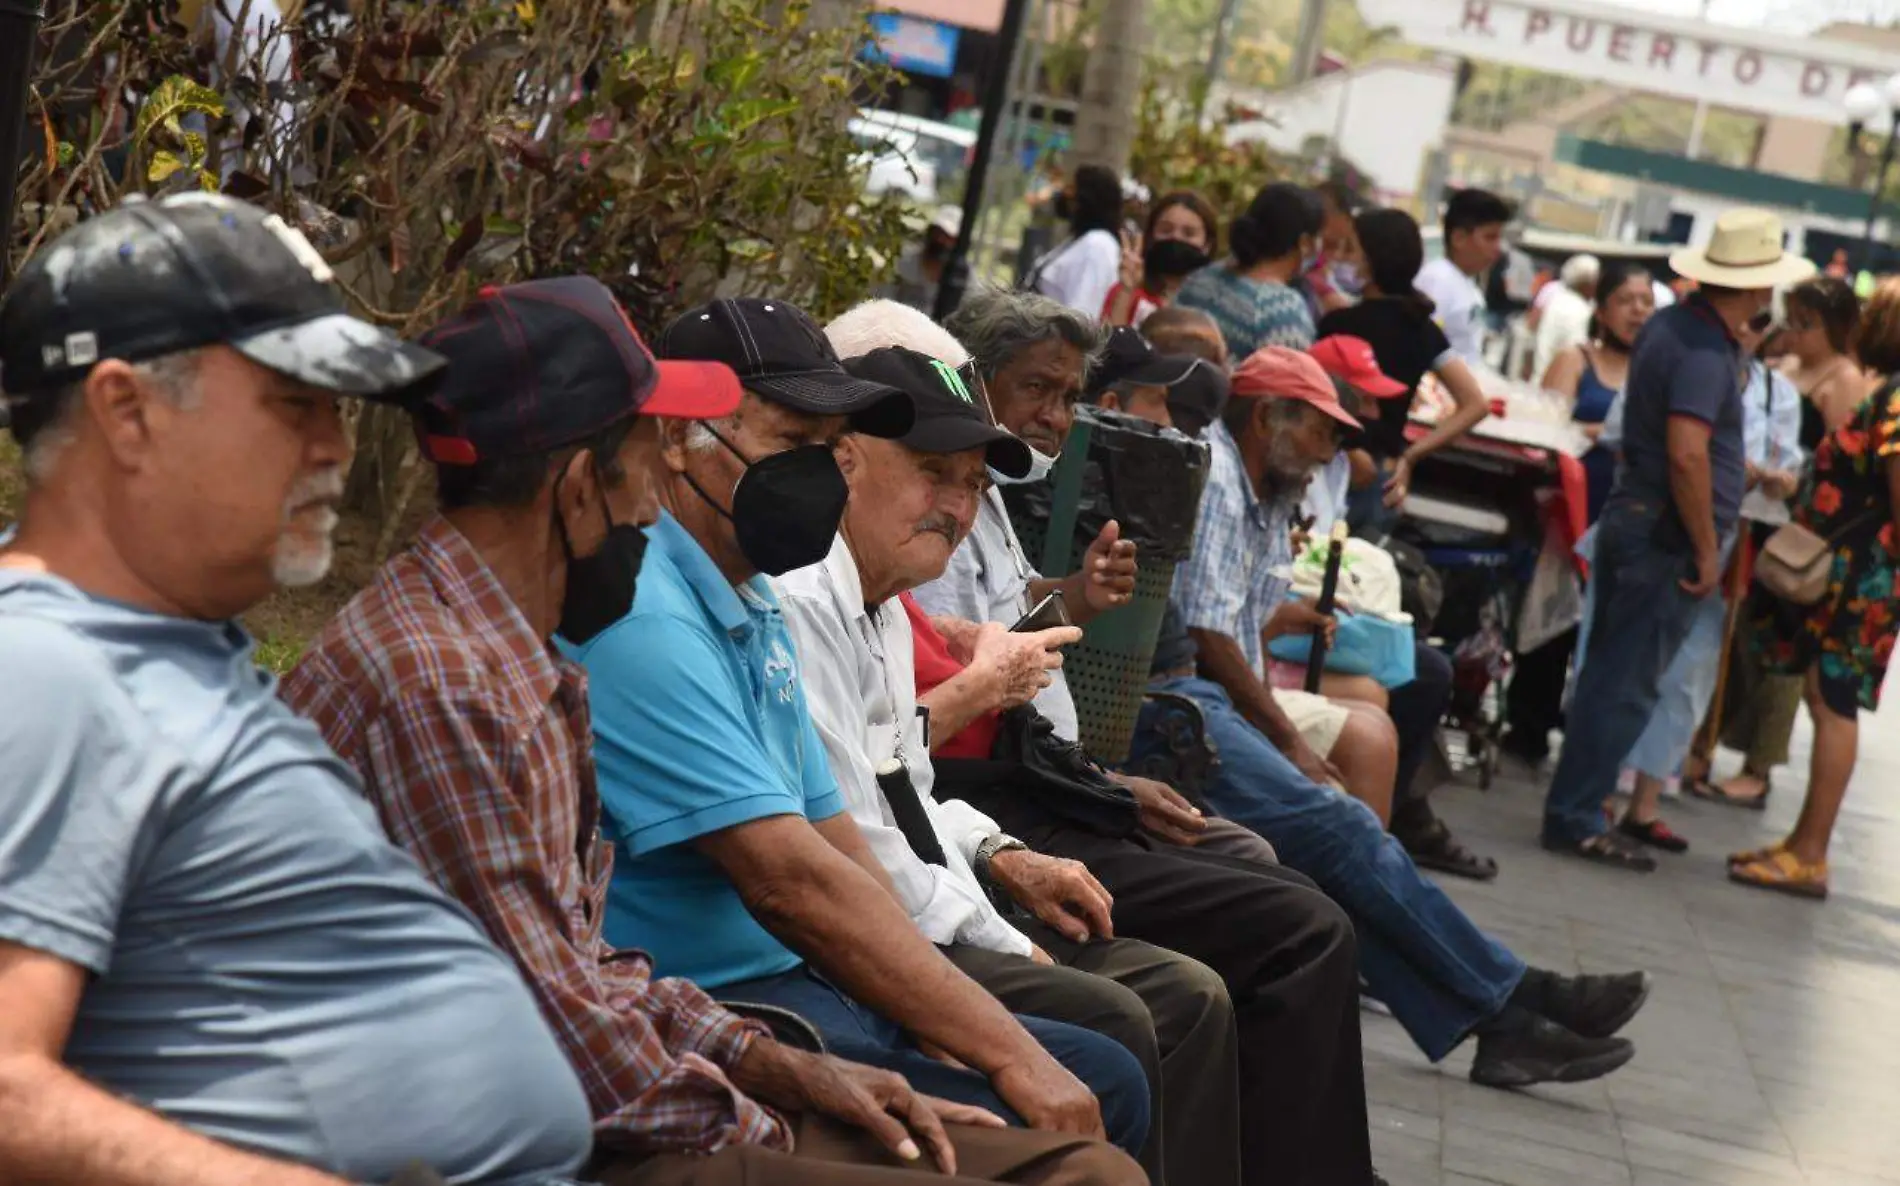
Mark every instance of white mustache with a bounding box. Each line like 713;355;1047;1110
284;468;346;524
918;516;959;541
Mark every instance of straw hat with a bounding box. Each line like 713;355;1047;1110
1669;209;1816;290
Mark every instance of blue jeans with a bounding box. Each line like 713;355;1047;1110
719;963;1150;1155
1134;677;1524;1061
1575;530;1735;780
1543;498;1704;842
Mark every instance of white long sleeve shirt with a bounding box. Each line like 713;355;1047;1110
775;536;1033;957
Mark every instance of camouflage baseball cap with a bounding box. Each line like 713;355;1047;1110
0;193;444;441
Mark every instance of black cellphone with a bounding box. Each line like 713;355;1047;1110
1747;308;1775;334
1011;591;1071;633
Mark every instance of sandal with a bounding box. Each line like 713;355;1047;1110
1617;816;1689;853
1727;838;1788;868
1543;830;1658;872
1728;849;1828;900
1400;820;1500;881
1685;772;1771;811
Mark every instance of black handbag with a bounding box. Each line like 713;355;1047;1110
933;706;1141;839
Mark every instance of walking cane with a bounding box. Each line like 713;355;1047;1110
1692;531;1754;767
1305;522;1350;693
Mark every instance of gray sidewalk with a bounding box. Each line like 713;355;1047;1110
1364;701;1900;1186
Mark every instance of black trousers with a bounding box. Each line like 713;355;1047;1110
957;795;1374;1186
1502;626;1577;762
1388;642;1455;838
947;930;1235;1186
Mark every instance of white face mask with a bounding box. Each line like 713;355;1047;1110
989;446;1058;486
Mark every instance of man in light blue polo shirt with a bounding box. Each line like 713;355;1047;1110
579;510;848;989
565;297;1148;1157
0;195;592;1185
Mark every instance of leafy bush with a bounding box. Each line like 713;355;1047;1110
1127;70;1290;221
10;0;910;542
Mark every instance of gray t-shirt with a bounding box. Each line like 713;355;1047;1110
0;570;592;1184
1615;298;1747;537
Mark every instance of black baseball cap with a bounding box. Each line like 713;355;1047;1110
844;346;1033;479
0;194;444;438
413;277;740;465
1167;361;1230;437
1087;326;1203;398
659;298;912;438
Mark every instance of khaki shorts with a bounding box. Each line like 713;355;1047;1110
1275;688;1350;755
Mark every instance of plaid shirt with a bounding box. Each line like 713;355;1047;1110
1172;420;1295;675
280;515;789;1155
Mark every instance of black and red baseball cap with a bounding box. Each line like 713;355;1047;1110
413;277;740;465
1308;334;1407;398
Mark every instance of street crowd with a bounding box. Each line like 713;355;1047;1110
1;162;1895;1186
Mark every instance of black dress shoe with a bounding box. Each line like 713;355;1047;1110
1513;968;1651;1040
1469;1008;1635;1089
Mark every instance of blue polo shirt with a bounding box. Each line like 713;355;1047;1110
561;512;845;989
1615;295;1747;537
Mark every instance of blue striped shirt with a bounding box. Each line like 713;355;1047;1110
1172;421;1296;675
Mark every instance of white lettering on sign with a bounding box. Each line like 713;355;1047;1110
1358;0;1900;125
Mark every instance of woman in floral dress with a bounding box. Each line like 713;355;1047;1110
1730;280;1900;899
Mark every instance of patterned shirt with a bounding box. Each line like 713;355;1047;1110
1172;420;1296;675
1173;264;1316;362
281;515;789;1156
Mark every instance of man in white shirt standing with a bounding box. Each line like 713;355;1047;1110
1413;188;1514;367
1532;253;1599;384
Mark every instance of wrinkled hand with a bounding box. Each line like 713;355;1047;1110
1761;469;1799;500
968;621;1083;709
988;849;1115;942
1077;520;1139;613
930;615;987;665
1114;772;1207;846
1117;226;1144;290
991;1055;1106;1139
1287;736;1345;790
733;1043;1004;1174
1682;547;1722;598
1267;599;1337;648
1382;455;1415;508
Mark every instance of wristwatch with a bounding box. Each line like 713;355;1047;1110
973;832;1028;888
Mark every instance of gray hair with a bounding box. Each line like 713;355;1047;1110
943;286;1108;379
1561;253;1601;290
18;349;205;483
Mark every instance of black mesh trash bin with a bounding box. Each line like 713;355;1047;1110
1002;406;1210;762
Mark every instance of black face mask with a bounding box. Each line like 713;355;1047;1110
1144;237;1211;280
685;426;849;577
554;471;649;645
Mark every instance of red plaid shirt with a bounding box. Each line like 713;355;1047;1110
281;515;791;1155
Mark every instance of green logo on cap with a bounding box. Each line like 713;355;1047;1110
929;359;975;405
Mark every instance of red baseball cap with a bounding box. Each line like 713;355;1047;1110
1231;346;1363;430
1308;335;1407;398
